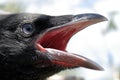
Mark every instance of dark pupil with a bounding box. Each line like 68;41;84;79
23;24;34;34
26;26;32;32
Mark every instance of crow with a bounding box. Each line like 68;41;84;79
0;13;107;80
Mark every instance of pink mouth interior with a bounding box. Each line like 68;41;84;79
35;20;104;70
36;21;91;51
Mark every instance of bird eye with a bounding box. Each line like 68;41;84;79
22;23;35;35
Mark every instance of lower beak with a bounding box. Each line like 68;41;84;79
36;46;104;70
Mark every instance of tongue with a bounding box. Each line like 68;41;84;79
36;44;103;70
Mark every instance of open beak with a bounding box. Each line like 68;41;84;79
35;13;107;70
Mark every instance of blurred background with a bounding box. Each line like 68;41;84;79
0;0;120;80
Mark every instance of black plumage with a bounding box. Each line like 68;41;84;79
0;13;107;80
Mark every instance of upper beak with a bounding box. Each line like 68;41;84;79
36;13;107;70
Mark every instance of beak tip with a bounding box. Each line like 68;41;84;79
92;65;104;71
86;64;104;71
83;57;104;71
100;15;108;22
74;13;108;22
95;66;104;71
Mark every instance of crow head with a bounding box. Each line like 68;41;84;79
0;13;107;80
